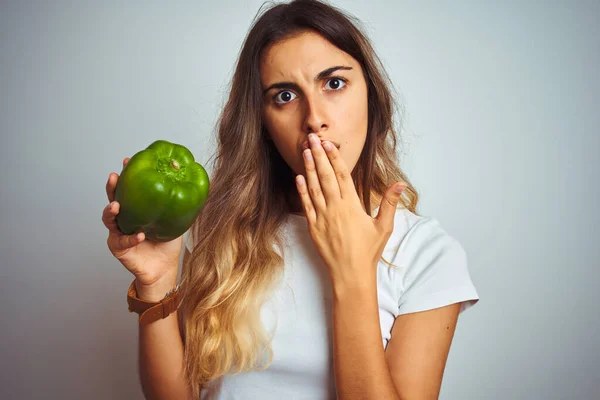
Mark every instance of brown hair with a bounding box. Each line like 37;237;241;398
178;0;420;396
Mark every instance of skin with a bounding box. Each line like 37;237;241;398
260;30;369;215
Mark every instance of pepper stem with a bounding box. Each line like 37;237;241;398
171;160;180;170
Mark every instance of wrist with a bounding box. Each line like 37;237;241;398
135;273;178;302
332;277;377;302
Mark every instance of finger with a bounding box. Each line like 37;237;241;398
321;140;355;200
303;148;327;213
102;201;122;234
376;183;406;231
104;201;145;252
295;174;317;223
308;135;341;203
106;173;118;203
106;158;129;203
110;230;145;254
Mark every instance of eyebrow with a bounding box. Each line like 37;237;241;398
262;65;353;95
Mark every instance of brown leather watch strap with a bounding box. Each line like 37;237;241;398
127;279;181;325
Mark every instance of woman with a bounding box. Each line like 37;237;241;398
102;1;479;399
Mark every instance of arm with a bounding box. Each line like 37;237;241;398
332;282;400;400
332;279;460;400
137;248;194;400
384;303;460;400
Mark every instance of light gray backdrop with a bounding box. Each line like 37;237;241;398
1;1;598;399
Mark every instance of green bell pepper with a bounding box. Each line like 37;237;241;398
114;140;210;242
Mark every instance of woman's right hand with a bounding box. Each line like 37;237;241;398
102;157;184;291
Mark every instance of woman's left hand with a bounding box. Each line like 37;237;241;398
296;133;407;291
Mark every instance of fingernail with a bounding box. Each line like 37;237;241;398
304;149;313;161
394;184;405;193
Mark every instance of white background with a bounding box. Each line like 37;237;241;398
1;1;598;398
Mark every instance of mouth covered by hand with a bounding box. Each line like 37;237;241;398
302;139;340;152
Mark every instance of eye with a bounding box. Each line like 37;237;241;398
274;91;297;104
324;77;347;91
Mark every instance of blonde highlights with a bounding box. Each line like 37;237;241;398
178;1;419;397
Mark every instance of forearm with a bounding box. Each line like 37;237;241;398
137;272;192;400
332;279;399;400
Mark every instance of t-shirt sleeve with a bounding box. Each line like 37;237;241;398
395;217;480;316
182;227;194;253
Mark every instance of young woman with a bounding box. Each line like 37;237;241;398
103;1;479;399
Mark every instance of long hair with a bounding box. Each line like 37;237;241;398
178;0;420;396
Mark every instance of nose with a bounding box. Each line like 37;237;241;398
302;93;328;135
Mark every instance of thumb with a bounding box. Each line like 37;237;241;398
376;182;407;230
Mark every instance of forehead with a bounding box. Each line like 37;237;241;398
260;31;357;82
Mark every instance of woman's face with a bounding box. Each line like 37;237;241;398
260;30;369;181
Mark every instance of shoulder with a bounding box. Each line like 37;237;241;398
375;207;480;315
182;227;195;253
379;207;443;264
380;206;470;281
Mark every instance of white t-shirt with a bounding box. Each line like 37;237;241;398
182;206;480;399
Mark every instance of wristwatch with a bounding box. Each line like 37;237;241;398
127;279;181;324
